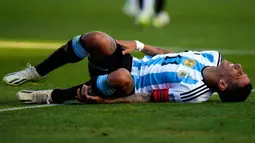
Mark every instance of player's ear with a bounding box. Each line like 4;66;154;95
218;79;227;91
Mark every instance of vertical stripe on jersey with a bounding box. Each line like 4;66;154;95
132;55;206;72
137;72;198;89
201;53;214;63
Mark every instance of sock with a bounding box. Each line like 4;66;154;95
138;0;144;9
51;74;117;104
96;74;116;96
127;0;138;9
35;35;88;76
51;83;87;104
155;0;166;15
141;0;155;15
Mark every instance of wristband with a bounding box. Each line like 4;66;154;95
135;40;144;51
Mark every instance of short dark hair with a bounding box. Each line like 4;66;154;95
218;83;253;102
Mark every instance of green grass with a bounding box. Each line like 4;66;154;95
0;0;255;142
1;103;255;143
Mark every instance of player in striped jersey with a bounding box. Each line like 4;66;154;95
130;50;222;103
3;31;252;104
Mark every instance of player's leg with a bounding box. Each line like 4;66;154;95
152;0;170;28
38;31;119;75
135;0;155;27
155;0;165;14
123;0;139;17
3;31;118;86
142;0;155;15
52;68;134;103
2;36;84;86
16;68;134;104
138;0;143;9
15;31;134;104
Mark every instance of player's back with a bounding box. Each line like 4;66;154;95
131;50;222;103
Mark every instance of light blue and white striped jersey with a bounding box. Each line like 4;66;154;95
131;50;222;103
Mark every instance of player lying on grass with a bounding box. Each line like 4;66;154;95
2;31;253;104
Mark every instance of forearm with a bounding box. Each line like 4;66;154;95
116;40;172;56
142;45;172;56
102;93;152;104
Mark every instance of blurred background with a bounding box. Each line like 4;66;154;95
0;0;254;50
1;0;255;94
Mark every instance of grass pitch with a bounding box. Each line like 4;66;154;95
0;0;255;142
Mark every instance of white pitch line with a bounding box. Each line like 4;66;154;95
0;40;255;55
0;104;60;112
0;40;62;49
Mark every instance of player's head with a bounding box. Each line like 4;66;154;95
216;60;253;102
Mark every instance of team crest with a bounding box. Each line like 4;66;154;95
184;59;196;68
178;70;188;77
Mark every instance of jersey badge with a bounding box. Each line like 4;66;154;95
184;59;196;68
178;70;188;77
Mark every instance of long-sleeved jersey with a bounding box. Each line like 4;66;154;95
131;50;222;103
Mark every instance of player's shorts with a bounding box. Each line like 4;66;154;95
88;43;133;77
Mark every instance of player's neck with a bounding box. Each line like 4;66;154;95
202;66;218;88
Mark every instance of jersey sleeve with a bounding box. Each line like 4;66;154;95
168;83;214;103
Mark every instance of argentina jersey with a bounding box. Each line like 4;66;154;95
131;50;222;103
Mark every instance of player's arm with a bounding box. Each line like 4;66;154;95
77;85;169;104
97;93;152;104
101;89;170;104
116;40;172;56
141;44;172;56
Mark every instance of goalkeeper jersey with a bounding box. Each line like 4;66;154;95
131;50;222;103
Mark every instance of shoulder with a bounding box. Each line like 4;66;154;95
187;50;223;66
200;50;222;66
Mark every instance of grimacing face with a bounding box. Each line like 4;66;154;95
217;60;250;90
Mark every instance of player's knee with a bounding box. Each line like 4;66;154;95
109;68;134;95
109;68;132;84
80;31;117;58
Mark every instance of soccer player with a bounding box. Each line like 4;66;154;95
123;0;170;28
2;31;252;104
136;0;170;28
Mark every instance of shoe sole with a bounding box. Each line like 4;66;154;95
3;77;47;86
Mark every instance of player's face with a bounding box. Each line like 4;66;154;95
218;60;250;88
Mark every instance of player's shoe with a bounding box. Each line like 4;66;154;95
135;12;153;27
2;63;46;86
152;12;170;28
16;90;53;104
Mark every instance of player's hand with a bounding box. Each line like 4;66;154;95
76;84;104;104
116;40;136;55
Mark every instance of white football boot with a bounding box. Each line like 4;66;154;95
135;11;153;27
16;90;53;104
2;63;46;86
152;11;170;28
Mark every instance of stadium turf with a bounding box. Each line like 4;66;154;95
0;0;255;142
